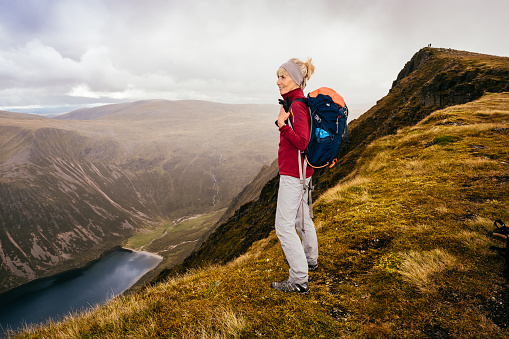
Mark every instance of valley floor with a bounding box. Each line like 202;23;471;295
122;209;225;292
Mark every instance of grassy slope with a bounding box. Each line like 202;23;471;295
11;92;509;338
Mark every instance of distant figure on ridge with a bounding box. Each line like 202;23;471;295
272;58;318;295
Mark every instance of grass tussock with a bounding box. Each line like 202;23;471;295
398;248;461;293
9;92;509;338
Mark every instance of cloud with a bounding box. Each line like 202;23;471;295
0;0;508;115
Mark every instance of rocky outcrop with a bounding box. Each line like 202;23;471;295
394;48;509;108
419;66;509;107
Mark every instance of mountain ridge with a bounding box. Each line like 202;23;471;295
56;99;278;122
156;47;509;280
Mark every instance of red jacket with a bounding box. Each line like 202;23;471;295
278;88;314;178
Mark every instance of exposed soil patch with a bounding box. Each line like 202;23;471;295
324;273;349;296
492;176;509;184
424;325;450;339
329;305;349;322
457;213;477;222
482;286;509;329
350;237;392;252
464;195;489;204
445;121;465;126
493;127;509;133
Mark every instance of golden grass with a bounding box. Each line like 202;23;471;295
183;307;247;339
398;249;461;292
318;175;371;204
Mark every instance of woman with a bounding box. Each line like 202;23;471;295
272;58;318;295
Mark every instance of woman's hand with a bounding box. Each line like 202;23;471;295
277;105;290;128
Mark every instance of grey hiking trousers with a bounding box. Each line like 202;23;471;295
275;175;318;285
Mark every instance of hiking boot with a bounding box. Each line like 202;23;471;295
271;280;309;295
308;263;318;271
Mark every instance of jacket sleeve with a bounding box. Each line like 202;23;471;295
279;100;310;152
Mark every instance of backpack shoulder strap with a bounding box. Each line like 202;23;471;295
293;98;313;148
293;97;307;104
287;97;309;130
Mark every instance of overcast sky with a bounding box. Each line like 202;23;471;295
1;0;508;118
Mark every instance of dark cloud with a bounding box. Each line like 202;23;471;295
0;0;51;39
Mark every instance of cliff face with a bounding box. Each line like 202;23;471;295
394;49;509;108
412;51;507;108
157;47;509;279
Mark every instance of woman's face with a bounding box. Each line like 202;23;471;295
277;69;299;95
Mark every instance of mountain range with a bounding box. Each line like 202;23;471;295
0;99;279;292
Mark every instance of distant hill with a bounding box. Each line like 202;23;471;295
0;100;279;292
0;110;49;120
158;47;509;279
55;101;140;120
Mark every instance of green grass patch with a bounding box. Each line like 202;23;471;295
125;209;225;253
124;221;171;250
432;134;463;145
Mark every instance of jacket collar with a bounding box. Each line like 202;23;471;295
282;87;305;102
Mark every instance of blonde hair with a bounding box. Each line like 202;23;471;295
277;57;315;90
291;57;315;89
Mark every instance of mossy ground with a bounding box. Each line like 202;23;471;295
10;93;509;338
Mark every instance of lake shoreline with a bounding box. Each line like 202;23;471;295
0;246;162;299
0;246;163;335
